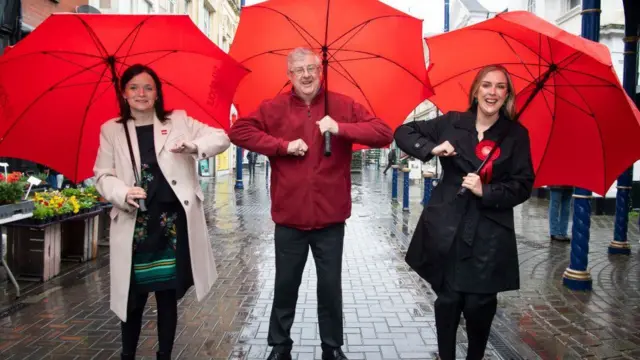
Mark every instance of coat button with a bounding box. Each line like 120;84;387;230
171;180;177;185
201;153;206;158
414;143;420;148
184;200;189;206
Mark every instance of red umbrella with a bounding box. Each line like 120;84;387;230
0;13;249;183
425;11;640;195
229;0;433;152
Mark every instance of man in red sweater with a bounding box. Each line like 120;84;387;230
229;47;393;360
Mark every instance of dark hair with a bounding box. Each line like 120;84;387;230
116;64;172;123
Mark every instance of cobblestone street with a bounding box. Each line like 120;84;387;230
1;166;640;359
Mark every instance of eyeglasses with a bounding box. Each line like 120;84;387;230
289;64;321;77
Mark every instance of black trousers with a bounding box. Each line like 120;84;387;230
121;289;178;356
434;282;497;360
268;223;345;352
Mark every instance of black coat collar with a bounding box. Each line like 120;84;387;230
452;110;511;139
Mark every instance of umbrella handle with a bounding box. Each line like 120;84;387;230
324;132;331;156
138;198;147;212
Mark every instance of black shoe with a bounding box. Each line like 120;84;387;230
551;235;570;242
120;353;135;360
157;351;171;360
322;347;349;360
266;349;292;360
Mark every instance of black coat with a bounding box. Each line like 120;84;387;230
394;110;534;294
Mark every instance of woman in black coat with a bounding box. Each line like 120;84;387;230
394;65;535;360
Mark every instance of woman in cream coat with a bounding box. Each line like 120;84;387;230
94;64;229;360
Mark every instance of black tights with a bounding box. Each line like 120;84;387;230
121;289;178;356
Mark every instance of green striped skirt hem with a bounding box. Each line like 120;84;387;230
133;252;177;285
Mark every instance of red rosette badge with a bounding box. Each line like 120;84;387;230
475;140;501;183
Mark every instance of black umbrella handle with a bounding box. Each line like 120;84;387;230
324;132;331;156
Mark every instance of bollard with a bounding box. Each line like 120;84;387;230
234;146;244;189
562;188;593;291
391;165;399;202
422;172;434;206
402;168;410;212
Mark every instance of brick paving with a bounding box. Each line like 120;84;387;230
0;165;640;359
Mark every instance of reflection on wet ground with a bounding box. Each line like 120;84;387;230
1;166;639;359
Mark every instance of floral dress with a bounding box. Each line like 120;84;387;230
129;125;193;300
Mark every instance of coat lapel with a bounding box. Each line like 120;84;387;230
154;113;173;156
452;112;482;171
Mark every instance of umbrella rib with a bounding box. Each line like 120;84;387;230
116;19;149;74
555;51;582;69
274;79;292;97
74;15;109;58
539;83;592;116
431;62;543;87
236;48;316;64
39;52;106;78
251;5;323;48
529;76;557;191
326;49;429;86
465;28;552;66
554;70;607;191
556;67;618;88
538;33;542;79
326;17;371;62
73;65;111;182
327;55;378;62
326;61;359;88
546;35;554;63
114;16;152;55
327;15;415;48
498;33;537;81
55;79;114;89
137;50;177;68
0;50;104;66
0;61;107;146
326;62;377;116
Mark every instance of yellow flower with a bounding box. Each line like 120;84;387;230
69;196;80;214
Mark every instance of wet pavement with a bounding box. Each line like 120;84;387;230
1;165;640;359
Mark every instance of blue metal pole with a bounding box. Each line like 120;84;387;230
402;168;410;212
235;147;244;189
610;3;638;255
444;0;450;32
391;165;399;202
422;173;433;206
563;0;601;291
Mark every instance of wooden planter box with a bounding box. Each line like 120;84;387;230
5;208;104;282
6;224;62;282
61;214;100;263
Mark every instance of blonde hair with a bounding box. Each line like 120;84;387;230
468;65;516;120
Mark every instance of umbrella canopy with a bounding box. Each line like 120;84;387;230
425;11;640;195
0;13;249;183
229;0;433;135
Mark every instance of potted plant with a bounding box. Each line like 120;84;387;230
0;171;35;220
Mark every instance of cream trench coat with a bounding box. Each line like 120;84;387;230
93;110;229;322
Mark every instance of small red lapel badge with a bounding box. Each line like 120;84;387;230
161;129;168;135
